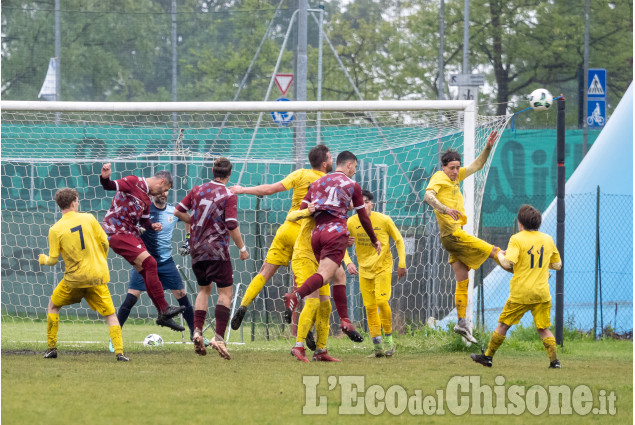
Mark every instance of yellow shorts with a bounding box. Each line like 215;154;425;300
498;300;551;329
50;279;116;317
359;270;392;306
292;253;330;296
264;220;300;266
441;228;493;271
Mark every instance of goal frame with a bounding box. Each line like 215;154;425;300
1;99;479;331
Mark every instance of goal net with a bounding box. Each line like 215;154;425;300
1;100;510;343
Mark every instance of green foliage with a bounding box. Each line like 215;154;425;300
1;0;631;118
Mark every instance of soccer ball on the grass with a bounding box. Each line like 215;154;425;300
143;334;164;347
529;88;553;111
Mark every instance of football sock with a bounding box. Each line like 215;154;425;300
542;336;558;362
241;274;267;307
214;304;230;340
455;279;469;318
365;304;381;338
297;298;320;343
332;285;350;321
377;300;393;335
177;295;195;337
316;299;332;350
141;256;168;312
194;309;207;331
384;334;393;348
109;325;124;355
485;331;506;357
297;274;324;299
117;293;138;328
46;313;59;349
372;336;382;345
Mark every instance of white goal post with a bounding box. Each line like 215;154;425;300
1;99;508;342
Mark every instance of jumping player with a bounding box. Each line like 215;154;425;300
100;164;185;330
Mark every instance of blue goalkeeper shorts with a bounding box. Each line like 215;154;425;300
129;257;184;291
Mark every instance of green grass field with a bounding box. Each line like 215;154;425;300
2;320;632;425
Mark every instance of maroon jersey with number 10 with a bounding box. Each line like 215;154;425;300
176;181;238;263
301;171;364;226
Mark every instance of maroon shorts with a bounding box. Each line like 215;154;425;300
108;233;147;265
311;222;349;264
192;260;233;288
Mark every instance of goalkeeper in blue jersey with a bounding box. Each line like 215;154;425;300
39;188;129;361
110;190;201;351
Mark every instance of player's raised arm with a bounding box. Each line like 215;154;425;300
230;181;286;196
465;130;498;177
99;163;139;193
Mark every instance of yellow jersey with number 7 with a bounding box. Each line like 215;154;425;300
43;211;110;288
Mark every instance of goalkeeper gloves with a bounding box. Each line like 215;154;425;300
179;233;191;256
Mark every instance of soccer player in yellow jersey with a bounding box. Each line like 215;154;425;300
471;204;562;368
424;130;500;343
286;204;358;362
345;190;407;357
38;188;129;361
229;144;332;330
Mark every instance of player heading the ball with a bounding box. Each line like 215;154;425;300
100;164;185;331
229;144;333;331
284;151;380;341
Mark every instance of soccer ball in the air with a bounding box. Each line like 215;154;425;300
529;88;553;111
143;334;164;347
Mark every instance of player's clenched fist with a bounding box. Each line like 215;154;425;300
101;163;112;179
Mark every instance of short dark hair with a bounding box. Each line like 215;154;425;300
336;151;357;166
441;149;461;166
362;189;374;201
308;144;330;168
213;157;233;179
517;204;542;231
55;188;79;210
154;170;173;188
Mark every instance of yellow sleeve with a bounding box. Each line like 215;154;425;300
286;208;312;223
549;238;561;264
425;171;443;193
40;227;60;265
280;169;302;191
386;216;406;268
504;235;520;264
457;167;467;183
91;215;109;257
343;248;353;266
344;218;355;266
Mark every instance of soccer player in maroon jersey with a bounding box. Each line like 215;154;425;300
174;157;249;360
100;163;185;331
284;151;381;346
